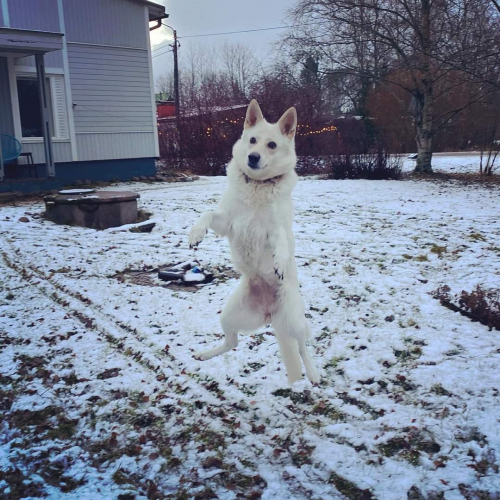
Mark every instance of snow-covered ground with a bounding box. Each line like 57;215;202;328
402;152;493;174
1;175;499;499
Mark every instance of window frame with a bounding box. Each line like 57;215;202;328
15;71;69;143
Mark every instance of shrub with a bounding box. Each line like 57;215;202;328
433;285;500;331
329;150;402;180
295;156;329;175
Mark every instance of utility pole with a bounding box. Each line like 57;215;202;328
172;29;182;164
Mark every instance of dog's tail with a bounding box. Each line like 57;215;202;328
275;334;303;384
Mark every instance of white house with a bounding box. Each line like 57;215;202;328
0;0;167;193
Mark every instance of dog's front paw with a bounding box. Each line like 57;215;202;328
274;266;284;280
188;225;207;248
273;253;288;281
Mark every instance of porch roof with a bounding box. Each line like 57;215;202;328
0;27;63;57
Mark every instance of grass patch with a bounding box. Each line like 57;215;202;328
247;362;265;371
0;388;14;411
272;388;314;405
337;393;382;419
469;232;486;241
393;347;422;362
430;244;447;256
112;469;135;486
414;255;428;262
290;443;315;467
324;356;344;370
0;467;46;499
9;406;61;428
311;400;346;421
402;254;428;261
329;472;373;499
378;429;440;465
47;416;78;440
431;384;453;397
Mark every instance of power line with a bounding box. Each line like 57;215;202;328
180;25;293;39
150;24;294;52
152;49;174;58
152;40;174;52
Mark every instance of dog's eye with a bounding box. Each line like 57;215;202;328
268;142;277;149
250;137;256;144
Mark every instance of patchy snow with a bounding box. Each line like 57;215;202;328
58;189;95;195
1;174;499;499
402;152;490;174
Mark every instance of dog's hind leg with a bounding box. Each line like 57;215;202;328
194;279;265;361
272;286;320;384
273;329;302;384
298;340;321;384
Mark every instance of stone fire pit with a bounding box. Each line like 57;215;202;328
44;189;140;229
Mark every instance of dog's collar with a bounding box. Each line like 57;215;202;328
242;172;284;185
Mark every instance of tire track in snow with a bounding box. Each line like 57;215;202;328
1;245;391;499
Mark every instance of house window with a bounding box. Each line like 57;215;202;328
16;75;68;140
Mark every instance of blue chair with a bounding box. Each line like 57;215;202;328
0;134;22;164
0;134;37;178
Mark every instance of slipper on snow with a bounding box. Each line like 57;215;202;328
158;262;214;284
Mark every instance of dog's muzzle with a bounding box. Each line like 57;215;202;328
247;153;260;169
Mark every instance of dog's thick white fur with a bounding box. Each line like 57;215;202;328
188;100;320;384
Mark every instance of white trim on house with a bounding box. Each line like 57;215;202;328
22;138;71;143
67;41;148;52
7;57;22;140
15;71;69;141
14;65;64;75
58;0;78;160
145;5;159;157
76;130;154;135
0;28;64;53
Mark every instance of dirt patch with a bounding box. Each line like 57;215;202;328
329;472;373;499
113;263;239;292
0;467;46;499
378;428;441;465
404;171;500;187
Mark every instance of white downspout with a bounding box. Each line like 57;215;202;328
57;0;78;161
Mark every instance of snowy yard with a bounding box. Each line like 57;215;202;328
1;172;500;499
402;152;495;174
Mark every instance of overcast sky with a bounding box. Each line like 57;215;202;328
149;0;294;83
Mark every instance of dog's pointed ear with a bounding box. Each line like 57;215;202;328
244;99;264;129
278;107;297;139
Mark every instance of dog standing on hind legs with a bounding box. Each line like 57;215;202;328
188;99;320;384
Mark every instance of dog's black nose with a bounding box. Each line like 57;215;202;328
248;153;260;169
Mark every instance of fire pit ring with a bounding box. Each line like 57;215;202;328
44;190;140;229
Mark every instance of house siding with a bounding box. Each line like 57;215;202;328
63;0;148;49
23;142;72;163
1;0;160;184
68;39;156;160
76;132;156;161
0;57;14;135
7;0;60;32
15;52;64;69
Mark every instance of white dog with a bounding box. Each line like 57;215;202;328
188;100;320;384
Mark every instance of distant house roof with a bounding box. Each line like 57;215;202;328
160;104;247;121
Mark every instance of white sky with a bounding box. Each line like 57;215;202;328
149;0;294;82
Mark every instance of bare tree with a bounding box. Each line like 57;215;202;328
221;42;256;101
285;0;500;172
155;71;174;96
